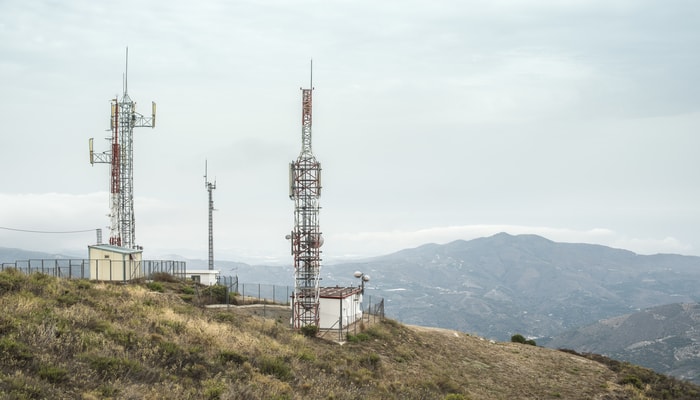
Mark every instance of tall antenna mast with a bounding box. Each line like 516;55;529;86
124;47;128;95
89;47;157;249
288;60;323;331
204;160;217;271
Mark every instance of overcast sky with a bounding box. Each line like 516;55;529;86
1;0;698;264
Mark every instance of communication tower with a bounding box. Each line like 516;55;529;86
204;160;217;270
89;48;156;249
288;62;324;330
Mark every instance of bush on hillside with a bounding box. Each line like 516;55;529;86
511;334;536;346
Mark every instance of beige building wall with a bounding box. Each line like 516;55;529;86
88;245;143;281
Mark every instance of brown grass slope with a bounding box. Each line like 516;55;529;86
1;270;698;400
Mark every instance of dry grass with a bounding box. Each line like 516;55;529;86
0;269;698;399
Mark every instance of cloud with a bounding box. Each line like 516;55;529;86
0;192;106;255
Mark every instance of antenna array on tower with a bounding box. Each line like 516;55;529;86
88;48;156;249
289;62;324;330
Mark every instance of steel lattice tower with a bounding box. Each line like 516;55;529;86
90;48;156;249
204;160;217;270
289;64;323;330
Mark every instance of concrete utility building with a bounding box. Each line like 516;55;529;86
317;286;363;330
88;244;143;281
185;269;220;286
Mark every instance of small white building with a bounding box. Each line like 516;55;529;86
88;244;143;282
185;269;220;286
318;286;363;330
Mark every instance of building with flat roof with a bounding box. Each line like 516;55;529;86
317;286;363;330
88;244;143;282
185;269;220;286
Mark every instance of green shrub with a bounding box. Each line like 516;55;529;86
347;332;370;343
82;354;143;380
0;269;25;294
181;286;195;295
300;324;318;338
57;291;81;306
257;356;292;381
511;334;526;344
3;372;46;399
203;378;226;400
620;374;643;389
364;325;390;340
146;282;164;292
296;349;315;362
212;312;238;324
511;334;535;345
0;336;34;362
75;279;92;289
202;285;228;303
38;365;68;384
362;353;381;368
218;350;247;365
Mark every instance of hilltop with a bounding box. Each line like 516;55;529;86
548;303;700;384
1;270;699;399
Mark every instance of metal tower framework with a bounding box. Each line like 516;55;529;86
204;160;216;270
90;49;155;249
289;65;323;330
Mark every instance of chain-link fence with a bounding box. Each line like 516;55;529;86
0;259;186;282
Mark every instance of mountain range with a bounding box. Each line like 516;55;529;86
5;233;700;383
325;233;700;342
5;233;700;342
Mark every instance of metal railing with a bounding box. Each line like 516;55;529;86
238;282;292;305
0;259;187;282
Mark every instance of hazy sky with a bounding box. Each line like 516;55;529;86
1;0;698;264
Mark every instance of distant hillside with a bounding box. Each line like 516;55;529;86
324;233;700;341
547;303;700;385
0;247;81;263
1;269;699;399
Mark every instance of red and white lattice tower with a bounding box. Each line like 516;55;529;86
288;63;323;330
89;48;156;249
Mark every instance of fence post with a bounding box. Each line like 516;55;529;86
369;296;373;323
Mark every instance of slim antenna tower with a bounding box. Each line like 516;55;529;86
288;61;323;331
204;160;217;271
89;47;156;249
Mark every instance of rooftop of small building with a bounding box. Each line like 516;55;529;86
319;286;362;299
87;244;143;255
186;269;221;274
